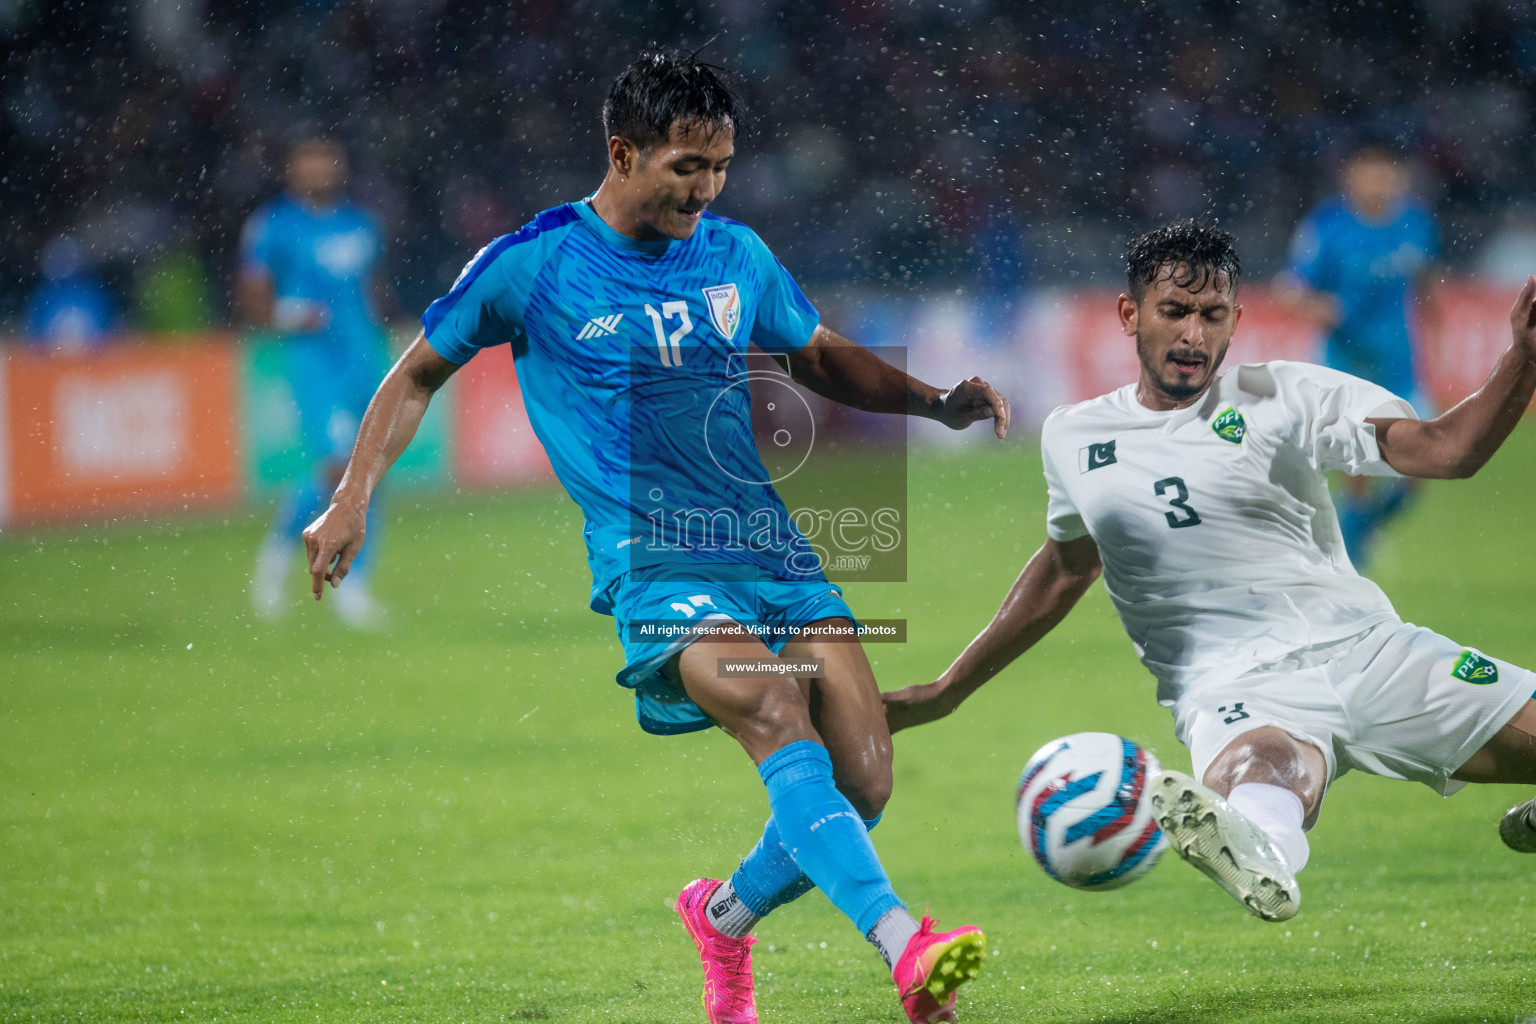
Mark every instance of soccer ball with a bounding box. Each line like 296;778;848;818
1016;732;1168;891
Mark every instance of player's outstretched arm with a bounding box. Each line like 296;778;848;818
882;535;1101;734
302;333;460;600
787;325;1010;438
1370;275;1536;479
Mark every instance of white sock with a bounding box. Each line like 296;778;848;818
1227;782;1310;872
251;535;293;615
704;879;760;939
254;534;291;579
866;907;921;971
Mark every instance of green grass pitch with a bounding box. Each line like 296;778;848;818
4;433;1536;1023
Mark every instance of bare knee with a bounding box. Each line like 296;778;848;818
816;702;893;817
834;757;892;819
1204;727;1326;816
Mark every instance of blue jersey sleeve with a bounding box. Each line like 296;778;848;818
422;210;577;365
421;238;528;365
737;228;819;353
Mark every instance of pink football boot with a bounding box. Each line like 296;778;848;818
675;878;758;1024
892;915;985;1023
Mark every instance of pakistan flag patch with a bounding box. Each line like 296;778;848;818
1451;650;1499;685
1212;406;1246;445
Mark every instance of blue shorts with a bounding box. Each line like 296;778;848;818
606;563;856;736
285;338;384;462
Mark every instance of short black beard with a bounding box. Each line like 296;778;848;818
1136;331;1225;403
1157;376;1205;402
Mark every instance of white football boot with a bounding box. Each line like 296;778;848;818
1498;799;1536;853
1149;770;1300;922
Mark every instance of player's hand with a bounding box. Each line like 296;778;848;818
1510;275;1536;361
937;377;1010;439
302;499;368;601
881;680;961;734
273;297;331;333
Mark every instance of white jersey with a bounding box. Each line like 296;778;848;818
1041;360;1417;705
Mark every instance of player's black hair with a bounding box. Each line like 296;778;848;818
602;49;740;153
1125;219;1242;302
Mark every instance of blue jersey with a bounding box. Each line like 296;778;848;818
240;193;387;384
25;275;117;350
1287;196;1439;391
423;200;825;612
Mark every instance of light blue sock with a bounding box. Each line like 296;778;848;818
729;812;881;918
753;741;901;934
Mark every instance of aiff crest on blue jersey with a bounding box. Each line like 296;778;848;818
703;283;741;340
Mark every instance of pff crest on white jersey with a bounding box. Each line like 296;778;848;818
1040;360;1419;706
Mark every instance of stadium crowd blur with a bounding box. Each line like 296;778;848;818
6;0;1536;342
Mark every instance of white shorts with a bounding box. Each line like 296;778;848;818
1174;620;1534;812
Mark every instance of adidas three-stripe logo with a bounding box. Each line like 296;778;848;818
575;314;624;340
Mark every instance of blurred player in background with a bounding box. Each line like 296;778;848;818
886;220;1536;924
238;137;391;627
25;235;119;351
301;52;1004;1023
1278;145;1442;569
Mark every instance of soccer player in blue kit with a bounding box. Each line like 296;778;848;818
301;53;1006;1023
1280;145;1443;568
239;137;392;627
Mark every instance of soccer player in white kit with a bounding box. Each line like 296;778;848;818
883;219;1536;921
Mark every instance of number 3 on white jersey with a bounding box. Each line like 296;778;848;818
645;301;693;367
